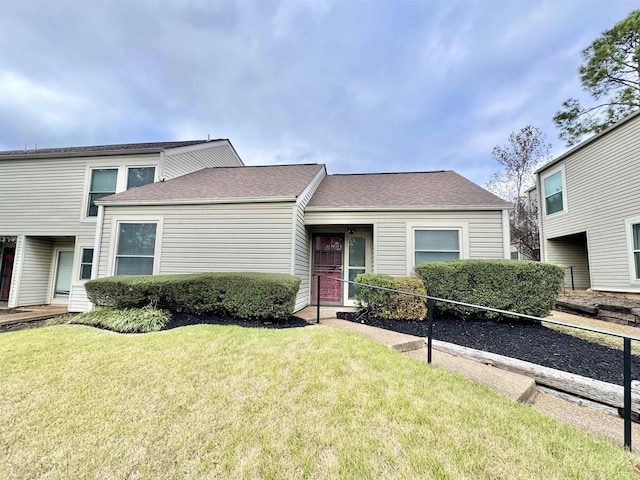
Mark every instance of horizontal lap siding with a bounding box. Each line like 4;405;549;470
546;237;591;289
541;117;640;292
163;144;243;179
292;171;325;310
100;203;294;277
17;237;53;306
0;158;89;236
305;210;505;275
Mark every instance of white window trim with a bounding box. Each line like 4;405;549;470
405;222;469;275
540;164;568;217
80;163;158;222
625;216;640;285
344;229;373;307
107;215;164;276
78;245;94;281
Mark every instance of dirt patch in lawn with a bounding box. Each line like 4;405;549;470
164;313;310;330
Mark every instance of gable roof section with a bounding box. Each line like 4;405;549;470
98;164;326;205
0;139;228;160
307;170;511;210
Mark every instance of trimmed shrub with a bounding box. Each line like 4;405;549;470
389;276;427;320
355;274;427;320
84;272;301;321
415;260;564;320
354;273;395;318
72;306;170;333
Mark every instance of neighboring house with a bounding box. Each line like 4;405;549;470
534;109;640;294
1;139;512;312
0;140;244;311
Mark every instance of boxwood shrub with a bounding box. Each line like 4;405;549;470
354;273;427;320
414;260;564;320
84;272;301;321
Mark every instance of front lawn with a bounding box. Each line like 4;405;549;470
1;324;637;479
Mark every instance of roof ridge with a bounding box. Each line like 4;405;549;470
0;139;224;156
325;170;450;177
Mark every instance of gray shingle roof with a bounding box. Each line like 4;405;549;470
307;171;511;208
99;164;325;204
0;140;223;159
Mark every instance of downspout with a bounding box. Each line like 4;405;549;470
502;209;510;259
91;205;105;280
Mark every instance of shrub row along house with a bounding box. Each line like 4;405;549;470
534;109;640;295
0;139;512;312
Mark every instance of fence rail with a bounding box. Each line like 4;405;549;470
313;274;639;449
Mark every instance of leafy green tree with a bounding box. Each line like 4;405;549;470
486;126;551;260
553;9;640;146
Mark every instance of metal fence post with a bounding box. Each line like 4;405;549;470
427;298;434;364
624;337;632;450
570;266;575;291
316;275;321;324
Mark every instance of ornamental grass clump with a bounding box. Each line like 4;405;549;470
71;306;170;333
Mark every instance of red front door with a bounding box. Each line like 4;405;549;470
0;248;15;302
312;234;344;305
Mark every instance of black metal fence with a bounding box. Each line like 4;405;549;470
314;274;640;450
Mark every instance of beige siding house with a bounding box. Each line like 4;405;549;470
0;140;243;311
1;138;511;313
535;109;640;294
97;168;511;310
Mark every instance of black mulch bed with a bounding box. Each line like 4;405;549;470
163;313;310;330
337;311;640;386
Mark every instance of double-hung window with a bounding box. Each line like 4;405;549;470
414;229;460;265
115;223;157;275
86;166;155;218
88;169;117;216
542;167;565;216
632;223;640;280
79;248;94;280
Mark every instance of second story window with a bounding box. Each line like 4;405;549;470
88;169;117;217
127;167;155;189
543;168;565;216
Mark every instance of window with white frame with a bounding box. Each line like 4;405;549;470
115;223;157;275
414;229;460;265
85;165;156;219
87;169;117;216
127;166;155;189
542;167;565;215
80;248;93;280
632;223;640;280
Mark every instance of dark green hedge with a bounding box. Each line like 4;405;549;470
354;273;427;320
414;260;564;320
84;272;301;321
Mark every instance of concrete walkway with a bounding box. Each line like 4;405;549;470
296;306;640;450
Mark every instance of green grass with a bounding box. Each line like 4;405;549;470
1;324;638;479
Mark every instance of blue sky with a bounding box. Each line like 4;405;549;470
0;0;636;187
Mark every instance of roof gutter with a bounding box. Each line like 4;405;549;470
0;147;167;161
304;204;513;212
96;195;298;207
